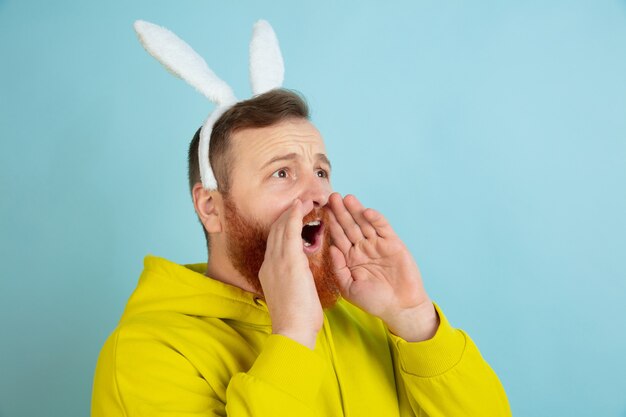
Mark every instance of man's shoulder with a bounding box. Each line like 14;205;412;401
93;311;257;409
114;310;243;344
102;311;263;374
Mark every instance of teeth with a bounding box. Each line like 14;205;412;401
303;241;312;247
306;220;320;226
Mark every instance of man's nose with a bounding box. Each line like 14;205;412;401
299;172;331;208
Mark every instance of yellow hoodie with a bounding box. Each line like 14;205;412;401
91;255;511;416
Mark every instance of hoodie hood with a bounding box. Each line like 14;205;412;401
120;255;272;327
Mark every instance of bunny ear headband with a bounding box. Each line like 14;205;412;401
133;19;285;190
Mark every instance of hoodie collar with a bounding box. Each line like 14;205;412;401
121;255;272;327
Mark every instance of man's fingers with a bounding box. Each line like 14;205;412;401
266;200;294;248
327;209;352;255
284;199;313;242
266;199;312;255
284;199;303;241
363;208;395;239
343;194;377;240
328;193;364;244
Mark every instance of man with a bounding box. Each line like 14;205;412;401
91;89;511;416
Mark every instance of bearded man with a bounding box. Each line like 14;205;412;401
91;89;511;417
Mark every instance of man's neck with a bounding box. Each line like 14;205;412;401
204;244;260;296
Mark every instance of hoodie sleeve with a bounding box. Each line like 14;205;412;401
385;303;512;417
92;325;326;417
225;334;325;416
92;324;228;417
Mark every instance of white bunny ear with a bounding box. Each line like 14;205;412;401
249;20;284;95
134;20;237;106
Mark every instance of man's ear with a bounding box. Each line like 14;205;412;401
192;183;224;234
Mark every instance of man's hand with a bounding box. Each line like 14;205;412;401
258;199;323;350
327;193;439;342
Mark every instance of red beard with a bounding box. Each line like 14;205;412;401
223;197;341;309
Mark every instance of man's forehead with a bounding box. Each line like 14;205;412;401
232;119;328;163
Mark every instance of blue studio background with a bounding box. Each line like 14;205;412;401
1;1;625;416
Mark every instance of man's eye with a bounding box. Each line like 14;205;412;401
271;169;288;178
316;169;329;178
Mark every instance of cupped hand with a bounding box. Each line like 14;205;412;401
327;193;438;341
258;199;322;349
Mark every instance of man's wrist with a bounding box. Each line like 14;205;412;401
385;302;440;343
273;329;318;350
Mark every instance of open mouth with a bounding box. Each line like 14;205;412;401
301;220;323;252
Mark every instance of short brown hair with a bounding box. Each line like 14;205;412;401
187;88;310;245
188;88;309;194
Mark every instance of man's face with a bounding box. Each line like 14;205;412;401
221;118;340;308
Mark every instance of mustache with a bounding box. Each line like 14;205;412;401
302;204;330;224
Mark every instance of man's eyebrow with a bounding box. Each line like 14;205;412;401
261;153;332;170
261;153;298;170
317;154;332;171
